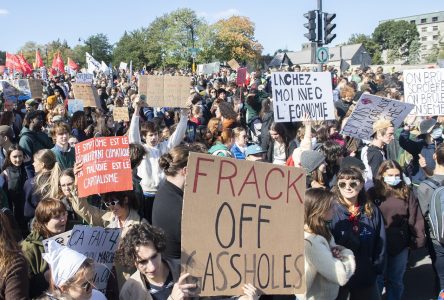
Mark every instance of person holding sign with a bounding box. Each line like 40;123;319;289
41;240;106;300
22;198;68;299
129;100;189;222
331;167;385;300
297;188;356;300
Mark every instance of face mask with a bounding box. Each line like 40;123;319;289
431;127;443;140
311;137;317;148
384;176;402;186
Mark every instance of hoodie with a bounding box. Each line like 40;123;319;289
19;127;53;158
208;143;232;157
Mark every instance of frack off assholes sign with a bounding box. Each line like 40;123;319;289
271;72;335;122
403;69;444;116
181;153;306;296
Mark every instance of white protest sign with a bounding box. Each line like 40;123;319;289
119;62;128;70
76;73;94;84
68;99;84;116
197;62;220;75
341;94;415;140
43;230;72;252
403;69;444;116
67;225;121;293
271;72;335;122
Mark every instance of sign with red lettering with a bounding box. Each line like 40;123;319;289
181;153;306;296
75;136;132;198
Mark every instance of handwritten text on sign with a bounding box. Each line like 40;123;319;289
181;153;306;296
75;136;132;198
68;226;121;294
403;69;444;116
271;72;335;122
341;94;415;140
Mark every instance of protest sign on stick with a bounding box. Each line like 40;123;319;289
68;225;121;293
341;94;415;140
236;67;247;86
76;73;94;84
113;107;129;122
271;72;335;122
181;153;306;296
228;59;240;70
138;75;190;107
403;69;444;116
43;230;72;251
72;83;101;108
75;136;132;198
28;79;43;98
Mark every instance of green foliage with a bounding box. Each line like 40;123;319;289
82;34;113;64
113;29;149;69
345;33;383;64
373;20;419;61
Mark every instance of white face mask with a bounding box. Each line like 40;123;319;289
384;176;402;186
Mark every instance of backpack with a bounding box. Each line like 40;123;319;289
423;178;444;244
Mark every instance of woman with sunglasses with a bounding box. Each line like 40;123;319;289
41;240;106;300
330;167;386;300
368;160;425;300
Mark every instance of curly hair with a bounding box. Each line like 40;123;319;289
115;223;166;268
158;144;190;177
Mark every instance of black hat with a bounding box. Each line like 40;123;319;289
340;156;365;171
301;151;326;173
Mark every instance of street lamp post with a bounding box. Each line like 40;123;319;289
175;16;196;73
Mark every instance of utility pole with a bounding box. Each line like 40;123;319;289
317;0;323;72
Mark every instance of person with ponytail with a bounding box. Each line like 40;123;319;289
152;145;192;263
24;149;62;221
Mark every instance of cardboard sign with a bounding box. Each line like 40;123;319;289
28;79;43;98
181;153;306;296
236;67;247;86
138;75;191;107
68;99;84;116
72;83;101;108
341;94;415;140
403;69;444;116
0;80;31;101
76;73;94;84
227;59;240;70
113;107;129;122
119;62;128;70
197;62;220;75
43;230;72;251
271;72;335;122
68;225;121;293
75;136;132;198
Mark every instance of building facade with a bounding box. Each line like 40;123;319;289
380;11;444;62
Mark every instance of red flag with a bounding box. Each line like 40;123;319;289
67;57;79;71
17;52;33;75
35;50;44;68
52;51;65;74
5;53;22;72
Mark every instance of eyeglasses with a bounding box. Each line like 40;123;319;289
103;200;120;207
338;180;360;189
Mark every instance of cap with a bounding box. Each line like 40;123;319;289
372;119;394;134
300;150;326;173
25;99;37;106
47;95;57;106
246;144;266;156
419;118;437;135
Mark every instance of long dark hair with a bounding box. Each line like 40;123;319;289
372;160;410;201
305;188;336;241
269;122;291;151
2;144;24;171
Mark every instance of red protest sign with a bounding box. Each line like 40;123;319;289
236;67;247;86
75;136;132;198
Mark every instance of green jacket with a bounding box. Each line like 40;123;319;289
51;145;75;170
208;142;232;157
21;231;49;299
19;127;53;158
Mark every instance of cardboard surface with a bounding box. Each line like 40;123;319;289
341;94;415;140
271;72;335;122
68;225;121;293
403;69;444;116
181;153;306;296
228;59;240;70
113;107;129;122
75;136;132;198
138;75;191;107
72;83;101;108
28;79;43;98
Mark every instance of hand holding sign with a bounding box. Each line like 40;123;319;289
170;273;198;300
241;284;261;300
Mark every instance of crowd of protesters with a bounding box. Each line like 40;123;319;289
0;61;442;300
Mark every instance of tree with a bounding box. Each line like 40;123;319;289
212;16;263;64
344;34;383;64
113;29;149;69
81;34;113;64
373;20;419;63
18;41;45;63
424;32;444;63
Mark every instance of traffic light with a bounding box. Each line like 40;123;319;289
304;10;317;42
324;13;336;44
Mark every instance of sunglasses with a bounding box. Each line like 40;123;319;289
103;199;121;207
338;180;360;189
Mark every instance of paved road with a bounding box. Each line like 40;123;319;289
402;247;436;300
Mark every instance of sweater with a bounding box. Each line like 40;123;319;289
297;231;355;300
152;180;184;260
0;254;29;300
128;113;188;193
51;145;75;170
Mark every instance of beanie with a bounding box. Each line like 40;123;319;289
301;150;326;173
47;95;57;106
